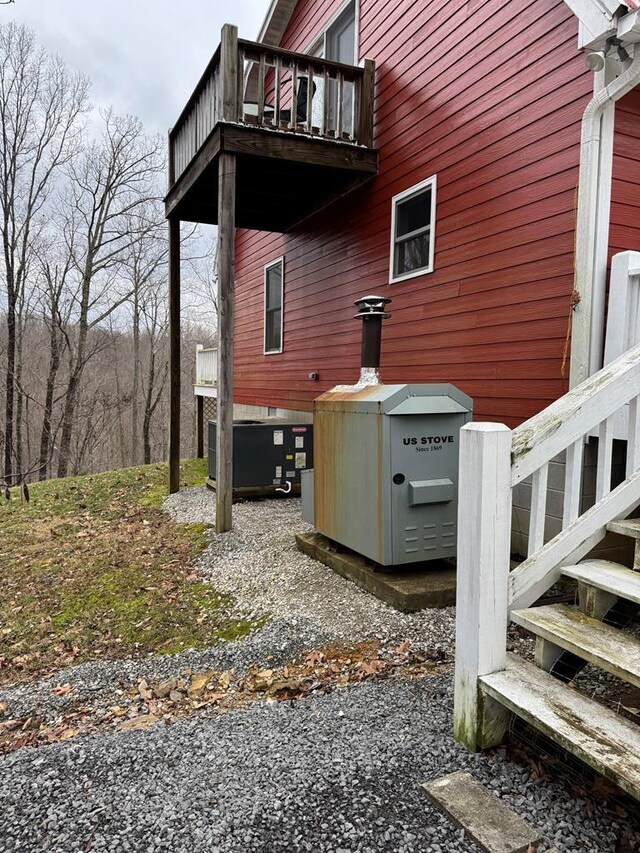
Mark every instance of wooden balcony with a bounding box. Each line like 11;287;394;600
165;26;377;232
194;345;218;396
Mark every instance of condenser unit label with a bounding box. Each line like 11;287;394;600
286;470;295;478
295;436;305;449
275;466;282;478
273;430;284;445
295;452;307;469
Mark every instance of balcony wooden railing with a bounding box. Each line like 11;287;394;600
169;25;375;188
195;345;218;387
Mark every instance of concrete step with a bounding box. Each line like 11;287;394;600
510;603;640;688
480;654;640;801
562;560;640;607
607;518;640;538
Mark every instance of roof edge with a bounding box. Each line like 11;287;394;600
256;0;299;45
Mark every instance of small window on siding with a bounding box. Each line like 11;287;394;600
264;258;284;354
389;175;437;283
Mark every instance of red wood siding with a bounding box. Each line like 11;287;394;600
610;87;640;257
234;0;599;427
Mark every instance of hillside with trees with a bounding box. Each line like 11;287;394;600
0;22;215;487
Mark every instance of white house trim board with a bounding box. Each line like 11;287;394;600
619;8;640;44
257;0;298;44
563;0;616;47
587;59;616;378
569;47;640;389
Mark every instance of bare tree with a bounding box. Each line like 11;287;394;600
0;22;89;482
121;200;168;464
34;235;75;479
54;109;164;478
140;284;169;464
183;232;219;329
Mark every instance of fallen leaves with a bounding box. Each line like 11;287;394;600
305;650;324;667
120;714;159;731
0;638;449;754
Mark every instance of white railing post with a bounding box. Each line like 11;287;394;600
603;250;640;367
454;422;512;751
195;344;204;385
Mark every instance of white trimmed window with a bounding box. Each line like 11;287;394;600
264;258;284;354
389;175;437;283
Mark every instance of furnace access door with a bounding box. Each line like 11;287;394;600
313;383;472;566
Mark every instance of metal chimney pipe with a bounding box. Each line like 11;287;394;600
354;295;392;369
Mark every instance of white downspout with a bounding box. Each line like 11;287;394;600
570;46;640;389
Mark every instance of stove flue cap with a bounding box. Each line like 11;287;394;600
354;294;392;373
354;294;392;319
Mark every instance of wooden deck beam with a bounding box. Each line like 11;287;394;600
163;125;377;228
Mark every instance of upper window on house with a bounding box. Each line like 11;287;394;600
309;1;357;63
389;176;437;283
264;258;284;354
308;2;357;131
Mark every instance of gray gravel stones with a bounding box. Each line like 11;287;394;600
0;488;631;852
169;489;458;648
0;675;632;853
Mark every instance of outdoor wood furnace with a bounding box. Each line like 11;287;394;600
304;296;472;566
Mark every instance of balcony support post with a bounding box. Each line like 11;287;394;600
220;24;239;123
357;60;375;148
168;216;181;494
215;151;237;533
196;395;204;459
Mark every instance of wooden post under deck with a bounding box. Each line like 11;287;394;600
214;24;239;533
215;152;236;533
168;216;181;494
196;395;204;459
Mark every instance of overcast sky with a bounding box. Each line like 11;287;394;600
3;0;267;134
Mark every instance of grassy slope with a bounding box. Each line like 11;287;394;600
0;459;254;684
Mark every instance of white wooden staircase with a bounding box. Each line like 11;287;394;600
454;340;640;800
486;554;640;799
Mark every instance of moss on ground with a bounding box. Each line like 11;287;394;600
0;459;255;684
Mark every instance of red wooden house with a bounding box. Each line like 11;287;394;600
167;0;640;531
231;0;640;425
168;0;640;789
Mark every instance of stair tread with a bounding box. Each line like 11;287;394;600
607;518;640;538
510;603;640;688
562;560;640;606
480;654;640;800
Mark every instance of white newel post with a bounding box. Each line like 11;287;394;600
454;422;512;751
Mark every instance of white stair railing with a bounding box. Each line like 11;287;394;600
601;250;640;440
454;340;640;751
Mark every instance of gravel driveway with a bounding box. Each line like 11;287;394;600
0;490;635;853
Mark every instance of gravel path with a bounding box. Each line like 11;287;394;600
0;674;631;853
166;489;459;646
0;488;633;853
